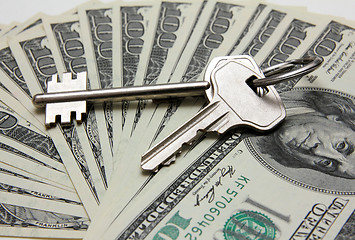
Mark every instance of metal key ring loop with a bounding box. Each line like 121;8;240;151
252;56;323;87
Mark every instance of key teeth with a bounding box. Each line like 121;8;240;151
48;72;87;92
47;74;58;92
163;155;176;166
45;107;56;126
45;101;86;126
45;72;88;126
141;135;201;172
186;139;195;146
63;72;72;83
141;153;177;172
61;112;71;124
76;111;83;122
76;72;87;89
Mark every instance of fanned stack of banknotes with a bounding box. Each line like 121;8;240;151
0;0;354;239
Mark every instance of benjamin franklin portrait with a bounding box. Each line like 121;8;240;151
246;88;355;193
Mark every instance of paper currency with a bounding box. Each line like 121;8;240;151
101;19;355;233
0;101;67;180
10;23;99;218
97;5;355;240
0;201;89;238
84;1;162;237
90;7;322;238
103;129;355;239
111;0;161;165
0;167;81;204
0;1;354;239
0;59;89;238
0;41;45;123
127;0;262;197
79;1;115;182
43;13;110;200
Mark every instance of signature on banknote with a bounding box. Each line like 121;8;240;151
194;165;236;206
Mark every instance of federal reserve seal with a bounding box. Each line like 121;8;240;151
245;88;355;195
223;210;276;240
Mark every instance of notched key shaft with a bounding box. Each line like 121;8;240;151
33;81;211;106
33;55;320;127
34;79;210;126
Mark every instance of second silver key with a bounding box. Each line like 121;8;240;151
141;55;286;171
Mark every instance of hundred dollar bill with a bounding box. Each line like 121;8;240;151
153;10;330;150
83;1;161;238
148;6;322;148
116;0;204;205
43;14;110;200
148;10;355;203
110;0;161;166
0;166;81;203
0;183;86;218
283;19;355;96
0;99;72;185
149;13;330;167
0;95;89;237
123;0;203;139
0;41;45;124
115;0;204;183
119;0;262;200
0;201;89;238
103;14;355;240
103;3;268;164
103;87;355;239
79;2;115;182
155;3;291;130
0;159;71;191
84;2;266;239
135;0;264;166
10;24;100;218
143;2;269;152
143;4;320;160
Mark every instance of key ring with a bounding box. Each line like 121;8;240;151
252;56;323;88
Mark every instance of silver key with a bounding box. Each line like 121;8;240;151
33;56;320;127
34;75;210;126
141;55;286;171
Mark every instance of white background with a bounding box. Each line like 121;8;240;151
0;0;354;25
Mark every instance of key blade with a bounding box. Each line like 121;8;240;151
45;72;87;126
142;56;286;172
141;101;228;171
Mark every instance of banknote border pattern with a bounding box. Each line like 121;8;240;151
118;131;245;239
